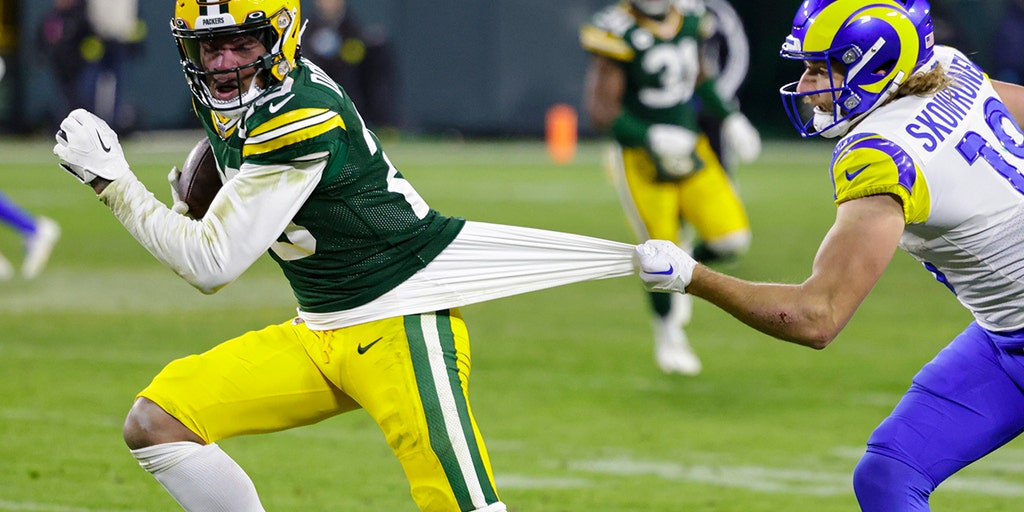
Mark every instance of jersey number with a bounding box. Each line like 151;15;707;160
955;97;1024;193
930;97;1024;294
639;40;699;109
271;64;429;261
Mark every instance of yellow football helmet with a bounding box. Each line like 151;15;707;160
171;0;302;113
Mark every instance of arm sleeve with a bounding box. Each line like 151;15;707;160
99;157;326;293
694;78;735;120
611;110;652;146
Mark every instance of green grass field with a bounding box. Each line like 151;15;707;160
0;134;1020;511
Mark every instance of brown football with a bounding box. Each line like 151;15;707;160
177;137;222;219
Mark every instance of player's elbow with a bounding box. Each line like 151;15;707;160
794;304;844;350
778;323;838;350
179;268;234;295
775;302;843;349
192;281;226;295
800;331;837;350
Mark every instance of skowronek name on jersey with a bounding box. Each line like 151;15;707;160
904;55;986;153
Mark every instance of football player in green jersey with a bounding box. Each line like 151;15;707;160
580;0;759;376
52;0;641;510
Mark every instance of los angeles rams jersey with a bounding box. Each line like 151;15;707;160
194;60;464;314
831;46;1024;331
580;1;712;136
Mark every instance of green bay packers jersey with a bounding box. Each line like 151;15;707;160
580;2;712;139
196;59;465;314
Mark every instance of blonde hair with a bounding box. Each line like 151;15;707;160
891;64;954;101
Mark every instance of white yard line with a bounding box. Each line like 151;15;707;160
0;499;145;512
568;454;1024;497
0;269;292;315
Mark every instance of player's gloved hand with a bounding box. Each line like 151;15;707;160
53;109;131;184
167;166;190;215
647;124;698;178
634;240;698;294
722;112;762;164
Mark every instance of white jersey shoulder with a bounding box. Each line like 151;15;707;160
848;46;1024;331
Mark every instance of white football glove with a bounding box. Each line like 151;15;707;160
634;240;698;294
167;166;190;215
722;112;762;164
53;109;131;184
647;124;699;178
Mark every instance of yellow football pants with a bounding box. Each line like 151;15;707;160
138;310;501;511
610;136;751;245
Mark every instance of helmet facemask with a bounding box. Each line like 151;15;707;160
176;27;277;116
172;2;301;117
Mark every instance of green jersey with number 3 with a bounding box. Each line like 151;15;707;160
581;2;712;142
194;59;465;314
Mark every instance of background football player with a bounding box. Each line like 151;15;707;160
636;0;1024;509
0;191;59;280
580;0;760;375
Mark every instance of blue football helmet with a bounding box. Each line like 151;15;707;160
778;0;936;138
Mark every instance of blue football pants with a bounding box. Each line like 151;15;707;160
853;322;1024;511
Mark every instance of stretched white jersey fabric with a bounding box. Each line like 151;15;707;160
300;221;636;330
831;46;1024;331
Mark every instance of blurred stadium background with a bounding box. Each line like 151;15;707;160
0;0;1014;138
4;1;1024;511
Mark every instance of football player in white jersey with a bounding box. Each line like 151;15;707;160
636;0;1024;509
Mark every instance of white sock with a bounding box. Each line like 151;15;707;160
131;442;265;511
473;503;508;512
668;292;693;326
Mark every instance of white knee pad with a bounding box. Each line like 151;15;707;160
706;230;751;259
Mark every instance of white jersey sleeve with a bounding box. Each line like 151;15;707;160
99;158;325;293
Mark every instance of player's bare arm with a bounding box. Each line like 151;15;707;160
992;79;1024;126
685;194;905;348
583;55;626;131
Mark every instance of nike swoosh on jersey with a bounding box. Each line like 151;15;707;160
845;164;870;181
268;94;296;114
